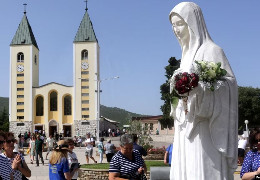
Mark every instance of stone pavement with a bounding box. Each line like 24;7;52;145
23;137;242;180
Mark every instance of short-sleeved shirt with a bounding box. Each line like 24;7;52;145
109;149;145;179
240;150;260;178
238;139;247;150
46;138;54;148
133;142;147;156
166;144;173;165
68;152;78;179
35;139;44;152
104;143;115;154
85;138;94;150
98;142;104;153
49;157;70;180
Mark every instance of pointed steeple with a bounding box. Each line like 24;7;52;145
10;14;39;49
74;9;98;43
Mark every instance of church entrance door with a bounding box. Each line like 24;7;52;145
49;120;58;137
63;125;71;137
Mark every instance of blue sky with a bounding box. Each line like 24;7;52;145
0;0;259;115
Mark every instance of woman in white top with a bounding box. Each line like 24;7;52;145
29;135;36;164
66;139;79;180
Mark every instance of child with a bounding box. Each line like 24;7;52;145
97;138;104;163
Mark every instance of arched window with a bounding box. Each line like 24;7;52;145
36;96;44;116
81;50;88;60
34;55;37;65
50;91;57;111
64;95;71;115
17;52;24;62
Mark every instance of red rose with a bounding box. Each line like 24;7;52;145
190;81;198;88
176;80;183;88
181;76;189;84
182;72;188;76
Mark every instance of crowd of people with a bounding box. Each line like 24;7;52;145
0;129;160;180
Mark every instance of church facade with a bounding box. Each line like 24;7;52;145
9;7;100;138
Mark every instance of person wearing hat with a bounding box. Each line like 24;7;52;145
49;140;78;180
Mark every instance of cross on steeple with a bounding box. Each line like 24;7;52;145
23;3;27;14
84;0;88;11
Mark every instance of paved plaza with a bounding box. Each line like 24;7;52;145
23;136;242;180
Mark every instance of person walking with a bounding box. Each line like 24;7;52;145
35;135;44;166
29;135;36;164
97;138;105;163
84;133;97;164
104;139;116;163
77;136;82;149
46;135;54;160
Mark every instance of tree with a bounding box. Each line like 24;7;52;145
129;120;153;151
238;86;260;129
0;107;9;132
159;57;180;128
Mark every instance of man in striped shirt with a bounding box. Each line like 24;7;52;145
109;134;147;180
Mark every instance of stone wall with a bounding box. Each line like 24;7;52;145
74;120;97;137
78;169;150;180
9;121;33;137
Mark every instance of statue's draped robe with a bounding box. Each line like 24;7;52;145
169;2;238;180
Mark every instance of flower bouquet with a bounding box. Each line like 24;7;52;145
195;60;227;91
171;71;199;96
170;69;199;114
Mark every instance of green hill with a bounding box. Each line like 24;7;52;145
0;97;145;126
100;105;145;127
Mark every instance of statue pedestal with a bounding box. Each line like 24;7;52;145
150;167;170;180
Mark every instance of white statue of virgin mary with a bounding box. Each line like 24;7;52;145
169;2;238;180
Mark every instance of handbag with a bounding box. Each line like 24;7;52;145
22;175;29;180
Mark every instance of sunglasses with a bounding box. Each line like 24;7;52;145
5;139;16;143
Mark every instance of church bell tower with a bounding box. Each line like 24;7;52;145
9;7;39;134
73;4;100;135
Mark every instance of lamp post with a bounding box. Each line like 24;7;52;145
96;76;119;141
79;76;119;140
244;120;249;138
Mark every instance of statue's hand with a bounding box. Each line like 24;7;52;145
189;82;203;97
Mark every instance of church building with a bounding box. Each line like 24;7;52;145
9;6;100;138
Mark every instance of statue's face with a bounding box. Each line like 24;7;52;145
171;14;189;42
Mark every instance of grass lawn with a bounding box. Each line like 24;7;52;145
81;160;167;171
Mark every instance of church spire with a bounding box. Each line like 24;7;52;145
10;4;38;49
74;1;98;43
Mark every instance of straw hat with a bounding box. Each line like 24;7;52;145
54;140;69;150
